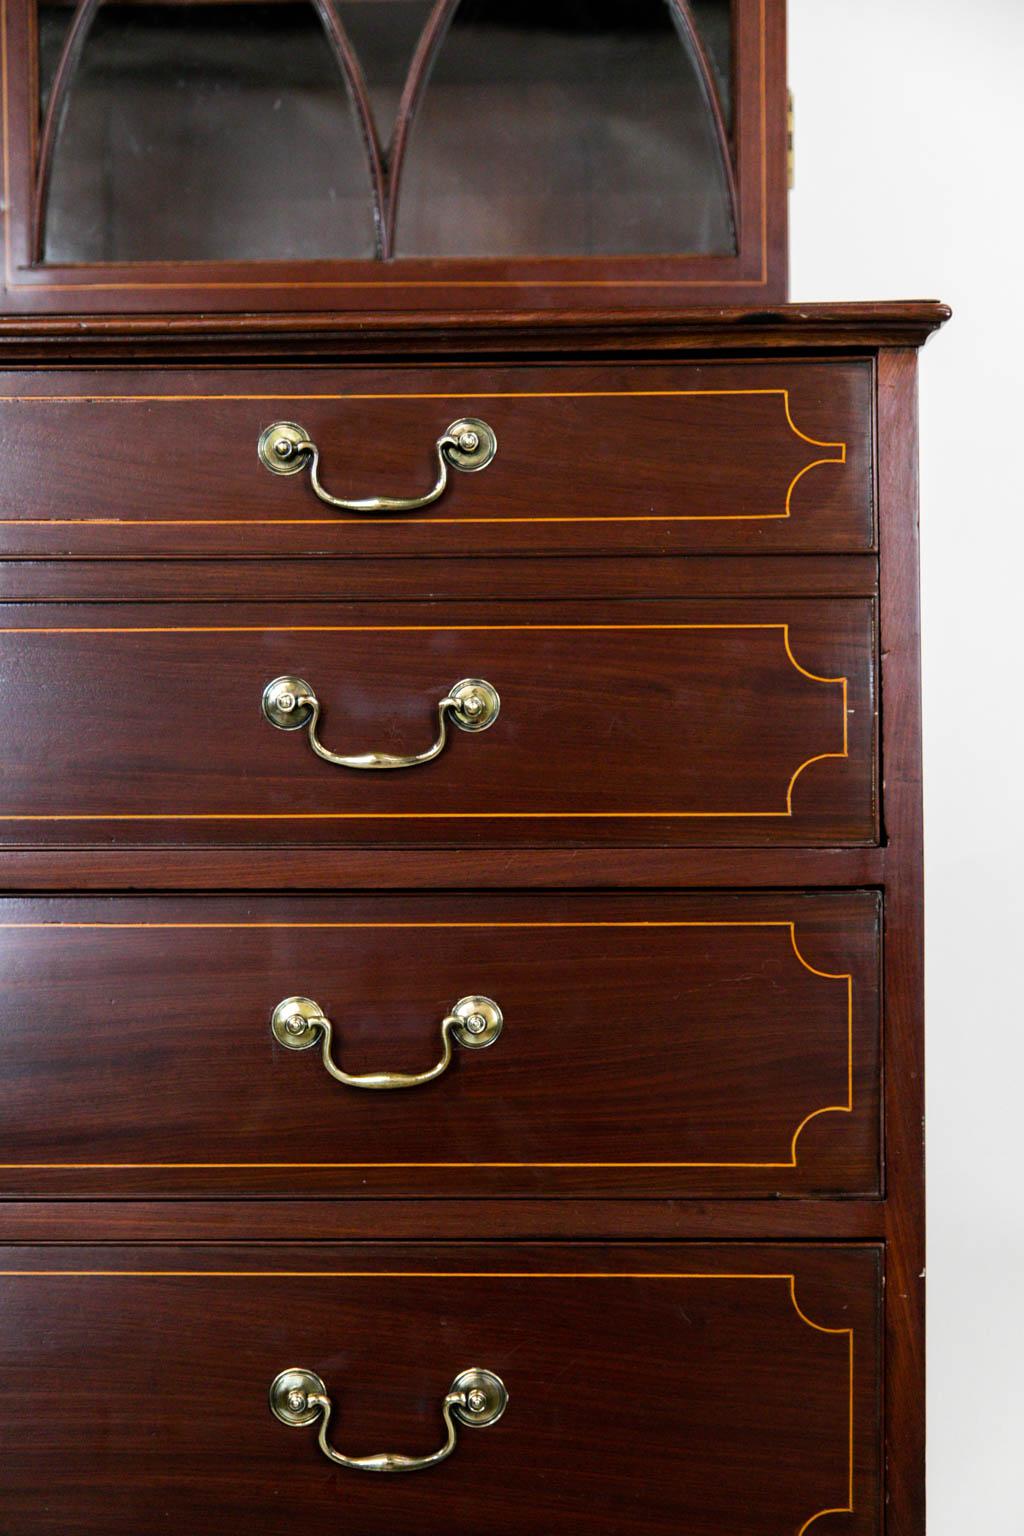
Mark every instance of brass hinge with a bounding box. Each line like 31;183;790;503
787;90;795;189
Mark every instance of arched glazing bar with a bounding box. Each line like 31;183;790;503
32;0;101;262
668;0;739;236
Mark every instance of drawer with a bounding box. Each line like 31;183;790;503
0;1243;882;1536
0;598;877;847
0;891;881;1198
0;360;874;557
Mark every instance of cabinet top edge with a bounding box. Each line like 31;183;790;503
0;301;952;364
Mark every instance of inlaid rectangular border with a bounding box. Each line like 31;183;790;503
0;621;850;820
0;1267;855;1536
0;385;847;527
0;917;855;1171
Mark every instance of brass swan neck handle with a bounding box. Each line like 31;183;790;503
257;417;497;514
271;995;503;1090
269;1367;508;1474
261;675;500;771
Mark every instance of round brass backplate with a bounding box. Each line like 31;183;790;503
258;421;311;475
271;996;325;1051
451;995;504;1050
448;678;500;732
269;1368;327;1427
262;676;315;731
444;418;497;473
450;1368;508;1428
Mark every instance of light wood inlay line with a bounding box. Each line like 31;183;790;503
0;920;853;1170
0;1267;853;1531
0;387;845;526
0;623;849;821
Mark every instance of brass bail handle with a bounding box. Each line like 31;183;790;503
257;416;497;513
269;1367;509;1474
271;994;504;1090
261;675;500;771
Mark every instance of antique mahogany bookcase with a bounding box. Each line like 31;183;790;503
0;2;946;1532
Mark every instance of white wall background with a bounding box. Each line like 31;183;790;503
788;2;1024;1528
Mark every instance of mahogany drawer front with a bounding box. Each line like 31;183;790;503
0;598;877;848
0;1243;881;1536
0;360;874;557
0;891;881;1199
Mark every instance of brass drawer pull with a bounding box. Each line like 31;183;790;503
261;674;500;770
260;675;497;774
271;994;503;1090
257;416;497;513
269;1366;508;1474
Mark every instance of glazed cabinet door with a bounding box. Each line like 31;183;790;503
0;1244;881;1535
0;0;786;311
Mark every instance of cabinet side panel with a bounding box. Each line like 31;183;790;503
877;347;925;1536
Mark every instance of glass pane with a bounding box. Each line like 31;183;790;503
393;0;736;259
41;1;379;262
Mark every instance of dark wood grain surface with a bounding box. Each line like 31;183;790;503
0;301;950;360
0;845;889;892
0;1243;879;1536
0;597;876;847
0;890;880;1198
0;308;945;1536
0;360;872;557
876;347;927;1536
0;553;880;603
0;1200;886;1242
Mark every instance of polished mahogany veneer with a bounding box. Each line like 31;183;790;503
0;359;872;557
0;891;881;1198
0;598;876;847
0;1243;880;1536
0;303;945;1536
0;5;950;1533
